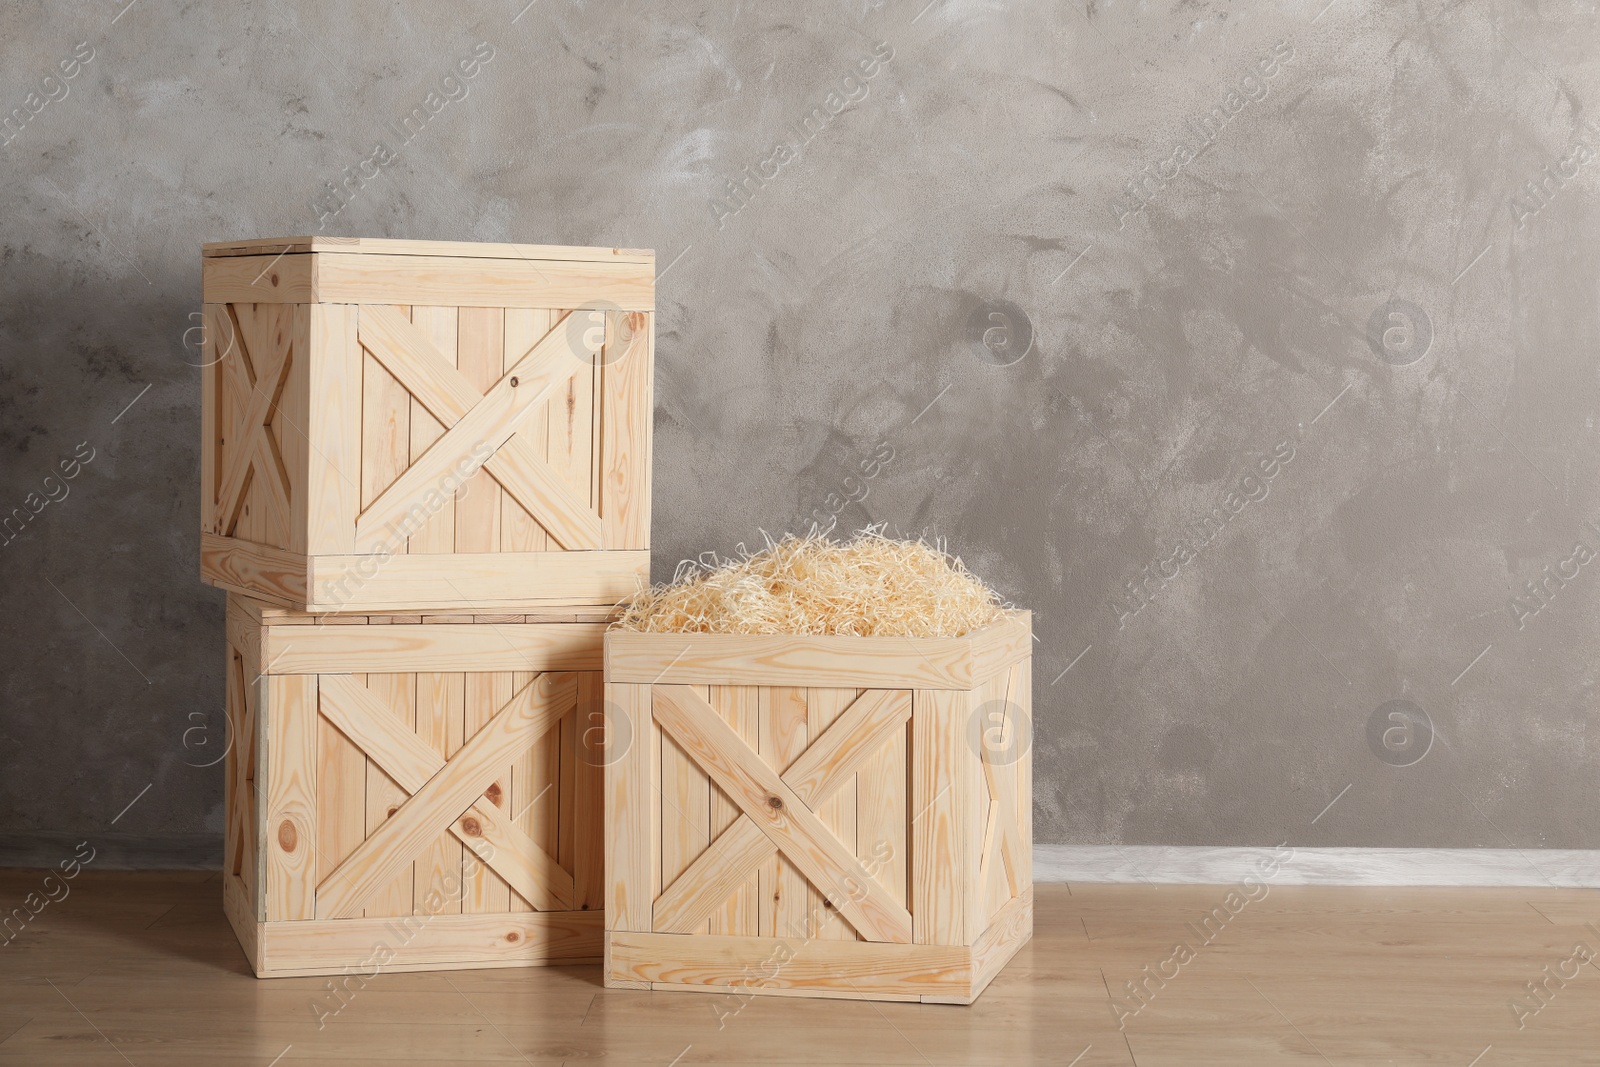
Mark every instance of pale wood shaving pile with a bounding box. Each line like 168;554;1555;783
612;528;1011;637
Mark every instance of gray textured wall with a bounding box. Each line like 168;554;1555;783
2;0;1597;865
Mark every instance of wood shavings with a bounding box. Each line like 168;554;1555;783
612;528;1011;637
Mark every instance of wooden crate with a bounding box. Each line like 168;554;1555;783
199;237;654;613
601;612;1033;1004
222;594;609;977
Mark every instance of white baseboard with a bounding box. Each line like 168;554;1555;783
1034;846;1600;888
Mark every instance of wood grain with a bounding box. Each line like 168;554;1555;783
600;310;653;549
603;681;656;932
316;673;577;919
303;549;648;612
262;673;316;921
261;621;605;675
912;688;968;947
651;685;914;945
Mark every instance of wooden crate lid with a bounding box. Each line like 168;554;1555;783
203;236;654;264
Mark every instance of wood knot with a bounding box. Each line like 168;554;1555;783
460;816;482;837
509;376;520;388
386;806;399;819
505;931;521;943
485;783;503;805
767;795;783;810
268;272;279;287
277;820;297;852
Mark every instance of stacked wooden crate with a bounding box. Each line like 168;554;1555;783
201;237;653;977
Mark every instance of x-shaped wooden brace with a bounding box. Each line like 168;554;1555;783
312;672;578;920
976;693;1025;902
651;686;915;944
214;304;295;536
353;305;606;554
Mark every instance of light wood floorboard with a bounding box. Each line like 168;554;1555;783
3;872;1600;1063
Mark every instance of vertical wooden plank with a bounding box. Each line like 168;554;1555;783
601;310;653;550
407;306;458;553
759;686;810;940
605;681;656;932
200;304;223;536
501;308;550;551
413;672;465;916
305;303;361;555
658;684;710;933
708;686;761;936
462;671;513;912
456;306;504;553
361;307;412;555
912;689;967;947
223;645;241;889
548;307;596;509
363;673;416;917
857;692;909;911
808;688;859;940
1013;659;1032;894
573;672;606;911
556;675;578;904
317;674;366;904
264;672;317;920
509;669;559;913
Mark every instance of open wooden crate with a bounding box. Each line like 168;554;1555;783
602;612;1033;1003
222;595;609;977
199;237;654;613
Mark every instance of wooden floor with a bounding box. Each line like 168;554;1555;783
3;872;1600;1064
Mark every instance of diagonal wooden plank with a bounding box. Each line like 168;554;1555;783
453;797;575;912
782;690;910;811
315;673;578;919
319;674;576;913
318;674;440;785
357;305;605;551
652;685;914;944
653;817;774;933
358;305;482;426
484;434;604;551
